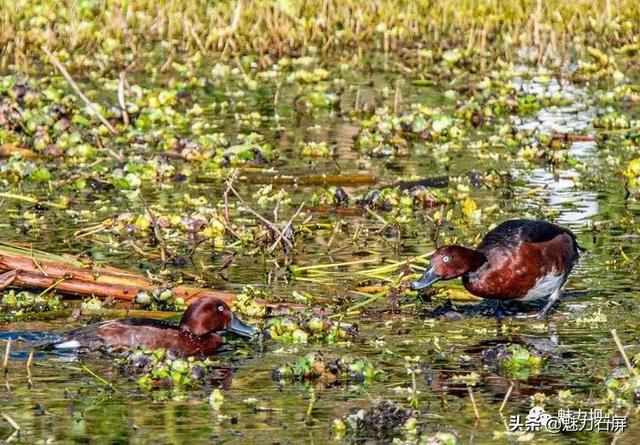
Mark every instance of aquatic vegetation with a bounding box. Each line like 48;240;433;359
593;110;636;130
333;399;417;441
265;314;357;344
309;186;350;207
354;106;466;157
117;348;229;397
298;141;333;159
271;352;385;387
483;343;548;381
624;158;640;196
1;0;640;442
231;286;270;318
0;289;61;313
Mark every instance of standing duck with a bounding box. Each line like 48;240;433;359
411;219;583;319
49;296;258;356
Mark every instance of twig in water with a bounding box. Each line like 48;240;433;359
499;382;515;412
273;81;282;106
305;390;317;422
0;411;20;432
612;329;636;376
393;79;402;114
326;221;342;249
42;47;118;135
342;290;386;315
81;363;117;392
410;368;419;408
26;350;34;388
266;201;305;254
0;192;65;209
223;172;236;225
3;339;11;375
139;194;168;264
227;183;292;250
117;72;130;127
468;386;480;420
222;171;243;238
364;206;388;226
73;223;107;239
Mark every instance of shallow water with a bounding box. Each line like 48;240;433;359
1;62;639;444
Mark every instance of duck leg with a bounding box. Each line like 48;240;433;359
536;288;561;320
493;300;513;318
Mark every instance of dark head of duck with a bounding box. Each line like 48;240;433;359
180;297;258;338
410;245;487;290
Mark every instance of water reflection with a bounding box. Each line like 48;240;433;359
516;88;600;225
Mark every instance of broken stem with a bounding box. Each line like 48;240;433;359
117;71;130;127
228;183;292;250
266;201;305;254
42;47;118;135
81;363;117;391
468;386;480;420
499;382;515;412
611;329;636;376
139;194;168;264
3;339;11;375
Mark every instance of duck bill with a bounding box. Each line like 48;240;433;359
227;314;259;338
410;266;440;290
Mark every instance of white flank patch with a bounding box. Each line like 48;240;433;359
522;274;564;301
53;340;80;349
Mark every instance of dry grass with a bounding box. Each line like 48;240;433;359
0;0;638;71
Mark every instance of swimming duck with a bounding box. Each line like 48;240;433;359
49;296;258;356
411;219;582;319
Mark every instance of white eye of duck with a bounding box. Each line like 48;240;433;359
218;305;225;312
442;255;451;264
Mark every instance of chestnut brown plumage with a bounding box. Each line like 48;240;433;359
411;219;582;319
49;296;257;356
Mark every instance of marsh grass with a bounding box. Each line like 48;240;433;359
0;0;638;72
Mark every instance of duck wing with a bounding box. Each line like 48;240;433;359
48;318;178;351
477;219;581;255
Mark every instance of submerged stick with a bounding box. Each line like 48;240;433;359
81;364;117;392
2;339;10;375
26;350;34;388
499;382;515;412
611;329;636;376
42;47;118;135
0;192;66;209
266;201;305;254
468;386;480;420
117;72;130;127
0;411;20;432
140;194;168;263
228;183;293;250
199;172;377;187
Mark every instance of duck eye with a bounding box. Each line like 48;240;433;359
218;305;225;312
442;255;451;263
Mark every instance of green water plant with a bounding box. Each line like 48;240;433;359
271;352;385;388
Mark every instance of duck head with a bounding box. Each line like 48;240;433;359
410;245;487;290
179;296;258;337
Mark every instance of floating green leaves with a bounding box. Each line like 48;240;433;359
266;315;357;344
484;343;547;381
0;290;61;313
272;353;385;388
116;348;229;399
